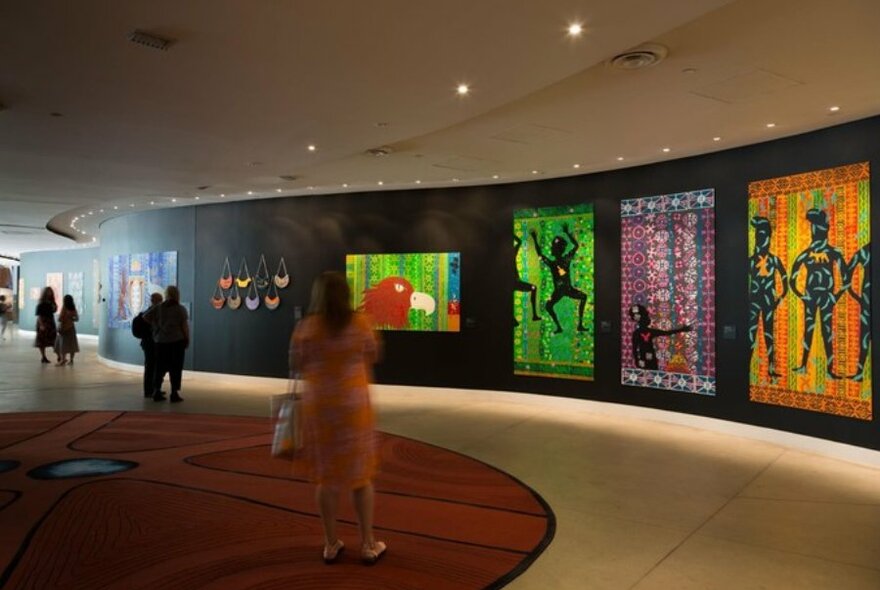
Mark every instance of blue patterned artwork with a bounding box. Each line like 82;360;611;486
107;252;177;328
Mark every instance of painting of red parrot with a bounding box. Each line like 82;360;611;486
347;253;460;331
361;276;436;329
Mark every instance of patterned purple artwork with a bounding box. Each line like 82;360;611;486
620;189;716;395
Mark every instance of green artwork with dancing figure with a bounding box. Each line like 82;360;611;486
514;203;595;380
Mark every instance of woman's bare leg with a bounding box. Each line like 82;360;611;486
317;485;339;545
352;483;375;546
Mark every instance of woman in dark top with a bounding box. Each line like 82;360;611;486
143;285;189;403
34;287;58;364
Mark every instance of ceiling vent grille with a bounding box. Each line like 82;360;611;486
127;30;174;51
608;43;668;71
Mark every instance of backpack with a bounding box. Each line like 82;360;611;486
131;313;150;339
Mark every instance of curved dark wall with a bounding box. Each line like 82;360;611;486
98;208;196;368
98;116;879;450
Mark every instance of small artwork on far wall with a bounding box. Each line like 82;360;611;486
45;272;63;310
346;252;461;332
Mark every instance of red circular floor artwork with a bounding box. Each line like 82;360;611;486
0;411;554;589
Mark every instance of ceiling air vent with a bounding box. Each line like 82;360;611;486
365;146;393;157
279;175;300;182
607;43;668;71
127;30;175;51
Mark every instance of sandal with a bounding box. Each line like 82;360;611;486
323;539;344;564
361;540;387;565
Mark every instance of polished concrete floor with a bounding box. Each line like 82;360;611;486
1;326;879;589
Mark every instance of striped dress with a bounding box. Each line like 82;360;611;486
292;313;379;489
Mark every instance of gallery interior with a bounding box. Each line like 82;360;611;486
1;1;879;588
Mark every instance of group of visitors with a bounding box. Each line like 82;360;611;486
135;286;190;403
33;287;79;365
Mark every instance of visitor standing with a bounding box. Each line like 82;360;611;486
0;295;9;340
144;285;188;403
54;294;79;366
291;271;386;565
136;292;164;398
34;287;58;364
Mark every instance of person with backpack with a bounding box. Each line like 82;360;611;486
134;292;163;398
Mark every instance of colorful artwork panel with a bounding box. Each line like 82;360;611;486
620;189;716;395
107;252;178;329
346;253;460;332
92;258;100;328
514;203;594;381
18;278;25;310
748;162;871;420
45;273;63;310
67;272;84;316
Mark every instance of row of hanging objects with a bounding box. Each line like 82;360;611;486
212;256;289;310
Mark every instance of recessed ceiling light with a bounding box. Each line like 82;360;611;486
573;164;580;169
662;147;671;153
171;198;177;203
766;122;776;128
713;136;721;142
307;144;316;152
92;237;96;242
150;201;155;205
829;106;840;112
567;23;583;37
88;211;93;215
531;170;539;175
275;188;282;193
452;178;459;182
377;181;384;185
247;191;254;195
99;209;104;213
130;204;135;207
616;157;624;161
194;196;200;200
342;183;349;188
456;83;469;96
113;206;118;210
220;193;225;198
492;174;499;179
415;180;421;184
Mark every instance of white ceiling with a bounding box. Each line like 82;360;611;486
1;0;879;257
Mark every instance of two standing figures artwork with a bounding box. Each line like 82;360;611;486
620;190;716;395
748;162;871;420
514;204;594;380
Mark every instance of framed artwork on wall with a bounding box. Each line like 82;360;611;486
346;252;461;332
67;272;84;317
748;162;871;420
45;272;63;310
107;251;178;329
620;189;716;395
513;203;594;380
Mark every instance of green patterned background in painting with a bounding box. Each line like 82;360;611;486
346;252;460;332
514;204;595;380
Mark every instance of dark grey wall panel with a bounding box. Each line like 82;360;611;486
19;247;100;336
21;115;880;451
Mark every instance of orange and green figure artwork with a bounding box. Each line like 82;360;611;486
346;253;460;332
514;204;594;380
748;162;871;420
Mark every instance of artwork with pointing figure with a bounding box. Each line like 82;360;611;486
620;189;716;395
107;252;178;329
514;203;594;380
748;162;871;420
346;253;460;331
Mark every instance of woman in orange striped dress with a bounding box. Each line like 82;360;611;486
291;271;386;565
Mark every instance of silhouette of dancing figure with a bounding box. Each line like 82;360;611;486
846;244;871;381
531;224;588;334
513;234;541;326
629;304;692;370
748;216;788;378
790;208;848;378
